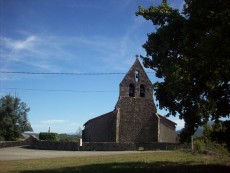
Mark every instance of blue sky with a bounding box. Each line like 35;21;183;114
0;0;185;133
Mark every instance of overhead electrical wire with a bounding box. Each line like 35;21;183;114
0;87;118;93
0;71;154;93
0;71;154;75
0;71;125;75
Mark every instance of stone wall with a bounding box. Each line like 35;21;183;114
119;58;154;100
81;142;186;151
82;111;116;142
0;136;37;148
115;58;159;143
30;140;80;151
81;142;137;151
0;141;28;148
0;138;187;151
116;97;158;143
30;141;186;151
159;117;177;143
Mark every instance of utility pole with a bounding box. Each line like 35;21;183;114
191;135;194;151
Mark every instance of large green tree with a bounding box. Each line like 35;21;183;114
0;95;33;141
136;0;230;142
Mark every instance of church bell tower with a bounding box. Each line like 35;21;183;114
115;56;158;143
119;56;154;100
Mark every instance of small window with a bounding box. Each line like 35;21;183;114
135;70;139;82
129;84;135;97
140;84;145;97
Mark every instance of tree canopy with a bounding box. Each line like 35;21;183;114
136;0;230;142
0;95;33;141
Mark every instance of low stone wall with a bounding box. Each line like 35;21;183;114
1;137;187;151
28;140;188;151
81;142;136;151
81;142;186;151
0;140;28;148
31;140;80;151
0;136;38;149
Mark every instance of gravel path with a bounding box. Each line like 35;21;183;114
0;146;156;161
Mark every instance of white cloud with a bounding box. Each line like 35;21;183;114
13;36;37;50
41;119;66;124
174;119;185;130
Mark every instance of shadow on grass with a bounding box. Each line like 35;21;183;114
20;161;230;173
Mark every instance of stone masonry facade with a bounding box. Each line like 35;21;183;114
82;57;177;144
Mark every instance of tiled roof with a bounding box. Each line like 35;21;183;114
84;111;114;126
156;113;177;125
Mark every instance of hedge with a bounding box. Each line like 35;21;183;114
39;132;60;141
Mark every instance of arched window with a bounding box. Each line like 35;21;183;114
129;84;135;97
135;70;139;82
140;84;145;97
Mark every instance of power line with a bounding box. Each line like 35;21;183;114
1;87;118;93
0;71;125;75
0;71;154;75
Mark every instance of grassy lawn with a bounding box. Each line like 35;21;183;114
0;151;229;173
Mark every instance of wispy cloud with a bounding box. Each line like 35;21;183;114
2;36;37;50
0;33;132;74
0;14;148;77
0;35;77;73
41;119;66;124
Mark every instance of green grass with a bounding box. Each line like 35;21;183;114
0;151;229;173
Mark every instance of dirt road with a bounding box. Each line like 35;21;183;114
0;146;155;160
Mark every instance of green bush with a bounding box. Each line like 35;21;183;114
194;139;205;153
59;134;77;142
209;142;229;156
39;132;60;141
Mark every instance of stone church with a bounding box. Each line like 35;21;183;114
82;58;177;143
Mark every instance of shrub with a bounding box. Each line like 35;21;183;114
59;134;77;142
0;136;5;141
39;132;60;141
208;142;229;156
194;139;205;153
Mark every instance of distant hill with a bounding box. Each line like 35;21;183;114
176;121;215;137
23;132;79;142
